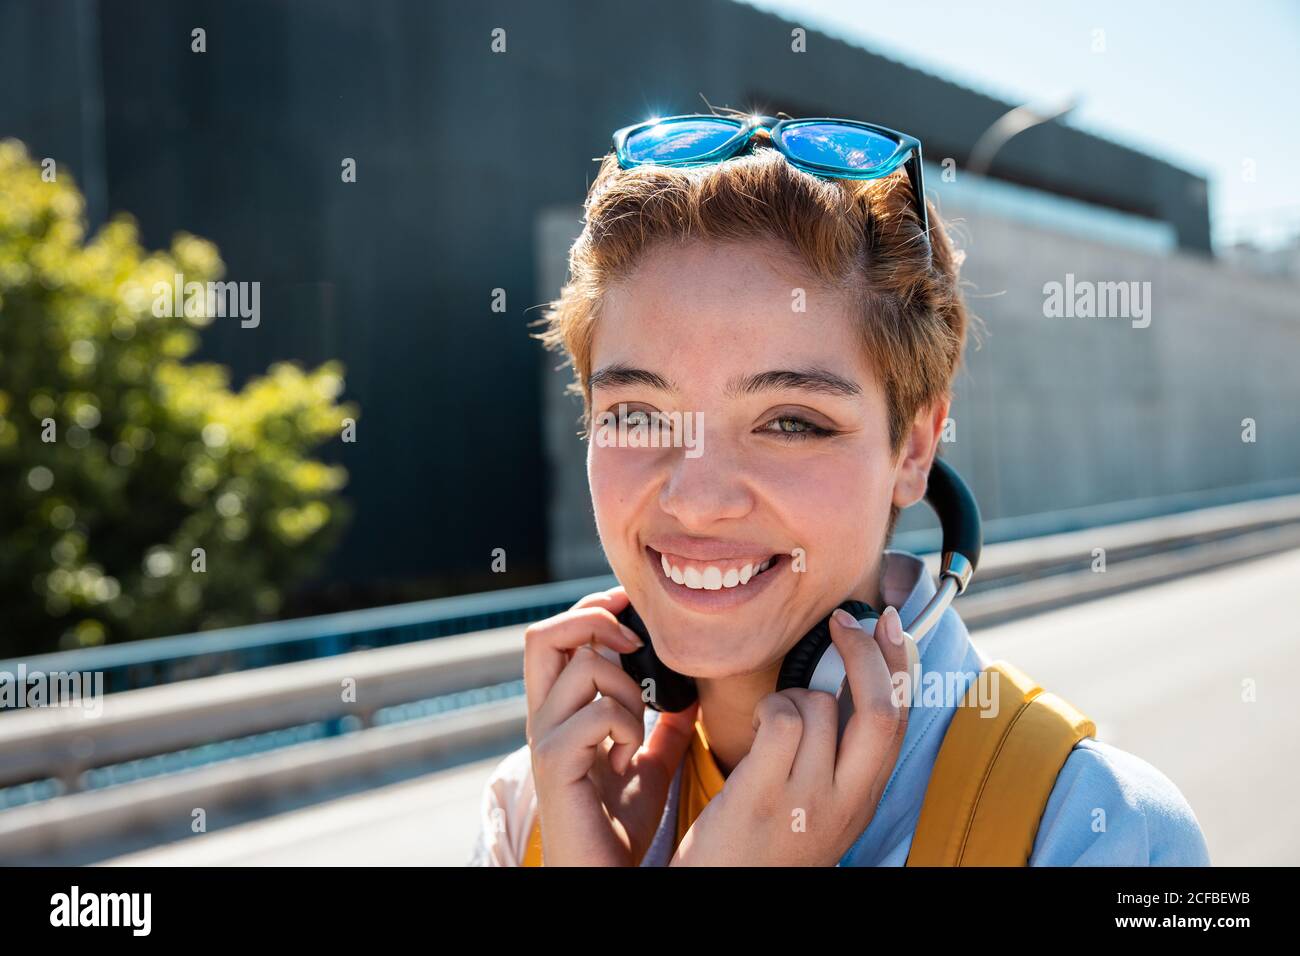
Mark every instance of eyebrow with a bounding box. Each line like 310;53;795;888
589;363;675;392
589;363;861;398
727;367;862;398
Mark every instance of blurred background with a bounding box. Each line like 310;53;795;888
0;0;1297;866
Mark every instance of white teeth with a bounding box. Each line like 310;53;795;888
657;553;777;590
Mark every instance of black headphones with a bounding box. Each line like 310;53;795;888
617;457;982;717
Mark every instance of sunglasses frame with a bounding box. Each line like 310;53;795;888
611;113;930;248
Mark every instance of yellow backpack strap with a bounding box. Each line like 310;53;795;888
522;814;544;866
907;660;1096;867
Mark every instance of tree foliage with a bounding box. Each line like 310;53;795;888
0;140;355;656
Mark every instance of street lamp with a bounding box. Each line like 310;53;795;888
967;95;1080;178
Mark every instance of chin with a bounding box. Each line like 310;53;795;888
619;560;803;678
647;612;769;678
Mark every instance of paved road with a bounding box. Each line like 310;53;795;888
106;548;1300;866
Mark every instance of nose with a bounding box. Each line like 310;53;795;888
657;447;755;531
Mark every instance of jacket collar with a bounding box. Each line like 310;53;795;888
837;549;987;865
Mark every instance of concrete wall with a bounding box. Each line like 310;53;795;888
539;201;1300;577
945;202;1299;520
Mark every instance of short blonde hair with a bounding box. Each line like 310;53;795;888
538;142;971;454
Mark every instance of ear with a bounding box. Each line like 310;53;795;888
891;398;949;510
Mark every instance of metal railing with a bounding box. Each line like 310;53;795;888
5;478;1299;696
0;574;617;695
3;491;1300;859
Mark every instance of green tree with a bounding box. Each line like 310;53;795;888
0;140;355;657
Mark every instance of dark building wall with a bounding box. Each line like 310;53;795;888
89;0;555;598
0;0;108;225
0;0;1214;607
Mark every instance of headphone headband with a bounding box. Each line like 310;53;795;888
924;457;982;592
908;457;982;640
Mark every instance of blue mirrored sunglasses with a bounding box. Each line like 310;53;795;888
611;113;930;251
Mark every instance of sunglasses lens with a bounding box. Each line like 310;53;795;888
622;118;742;164
780;122;900;171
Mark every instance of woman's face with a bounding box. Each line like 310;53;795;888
588;236;928;680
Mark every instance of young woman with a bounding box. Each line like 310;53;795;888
469;113;1210;867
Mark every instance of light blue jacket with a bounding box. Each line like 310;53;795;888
635;550;1211;867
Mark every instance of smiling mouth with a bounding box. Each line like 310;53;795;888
647;547;784;591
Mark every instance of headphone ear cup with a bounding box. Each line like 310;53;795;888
616;605;698;713
776;600;878;693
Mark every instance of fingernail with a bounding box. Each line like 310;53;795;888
620;624;645;648
884;606;905;645
832;608;863;630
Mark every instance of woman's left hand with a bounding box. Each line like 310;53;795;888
670;606;912;867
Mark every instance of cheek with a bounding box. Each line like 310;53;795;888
587;444;624;535
587;444;657;548
772;451;894;573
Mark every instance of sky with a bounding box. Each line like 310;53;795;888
739;0;1300;250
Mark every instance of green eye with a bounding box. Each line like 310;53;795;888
762;416;833;441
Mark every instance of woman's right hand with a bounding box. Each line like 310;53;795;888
524;586;698;866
